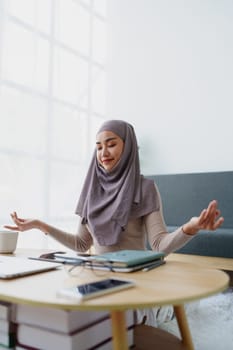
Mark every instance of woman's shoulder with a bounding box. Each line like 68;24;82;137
141;175;158;192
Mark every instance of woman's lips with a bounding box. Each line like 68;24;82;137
102;159;113;164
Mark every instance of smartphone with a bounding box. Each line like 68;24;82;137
57;278;135;301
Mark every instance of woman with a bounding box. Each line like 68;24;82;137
5;120;224;324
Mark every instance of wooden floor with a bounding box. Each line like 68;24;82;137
134;324;187;350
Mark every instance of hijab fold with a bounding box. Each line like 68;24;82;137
75;120;159;246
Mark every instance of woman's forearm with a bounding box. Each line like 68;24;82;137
37;220;77;250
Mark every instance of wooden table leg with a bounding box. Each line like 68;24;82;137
111;310;128;350
174;305;195;350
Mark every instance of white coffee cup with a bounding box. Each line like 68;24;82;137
0;230;19;253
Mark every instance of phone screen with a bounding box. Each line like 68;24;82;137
57;278;135;301
77;278;130;295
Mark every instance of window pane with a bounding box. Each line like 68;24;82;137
90;115;105;144
36;0;52;34
91;67;106;115
0;152;46;248
80;0;91;6
17;229;46;249
54;0;90;55
0;154;45;219
93;0;107;17
2;21;49;92
51;105;88;162
49;162;86;218
53;48;89;106
0;86;47;154
8;0;35;26
92;17;106;64
35;37;50;92
7;0;51;34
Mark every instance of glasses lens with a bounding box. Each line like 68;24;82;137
64;262;84;276
64;259;115;277
85;260;113;276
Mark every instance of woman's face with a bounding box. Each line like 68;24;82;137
96;130;124;171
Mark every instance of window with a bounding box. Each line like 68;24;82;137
0;0;107;249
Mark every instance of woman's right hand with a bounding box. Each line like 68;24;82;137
4;211;39;232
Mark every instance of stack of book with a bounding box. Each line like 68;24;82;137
13;304;135;350
55;249;166;273
0;301;16;350
90;250;166;272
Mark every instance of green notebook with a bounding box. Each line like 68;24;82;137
92;250;165;267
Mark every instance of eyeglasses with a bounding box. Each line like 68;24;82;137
64;259;116;277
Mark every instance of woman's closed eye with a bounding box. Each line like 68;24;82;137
97;143;116;151
108;143;116;148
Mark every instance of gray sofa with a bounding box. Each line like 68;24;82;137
146;171;233;258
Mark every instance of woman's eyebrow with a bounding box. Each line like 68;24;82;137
96;137;117;145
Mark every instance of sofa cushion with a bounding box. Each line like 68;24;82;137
146;172;233;258
174;228;233;258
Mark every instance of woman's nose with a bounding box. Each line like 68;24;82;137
102;146;109;157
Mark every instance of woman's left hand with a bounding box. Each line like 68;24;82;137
182;200;224;235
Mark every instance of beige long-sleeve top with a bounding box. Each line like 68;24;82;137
47;188;193;255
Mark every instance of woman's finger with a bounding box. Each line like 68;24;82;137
3;225;19;230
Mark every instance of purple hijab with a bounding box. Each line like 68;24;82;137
75;120;159;246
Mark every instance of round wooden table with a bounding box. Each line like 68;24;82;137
0;250;229;350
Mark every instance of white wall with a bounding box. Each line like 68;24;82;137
107;0;233;174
